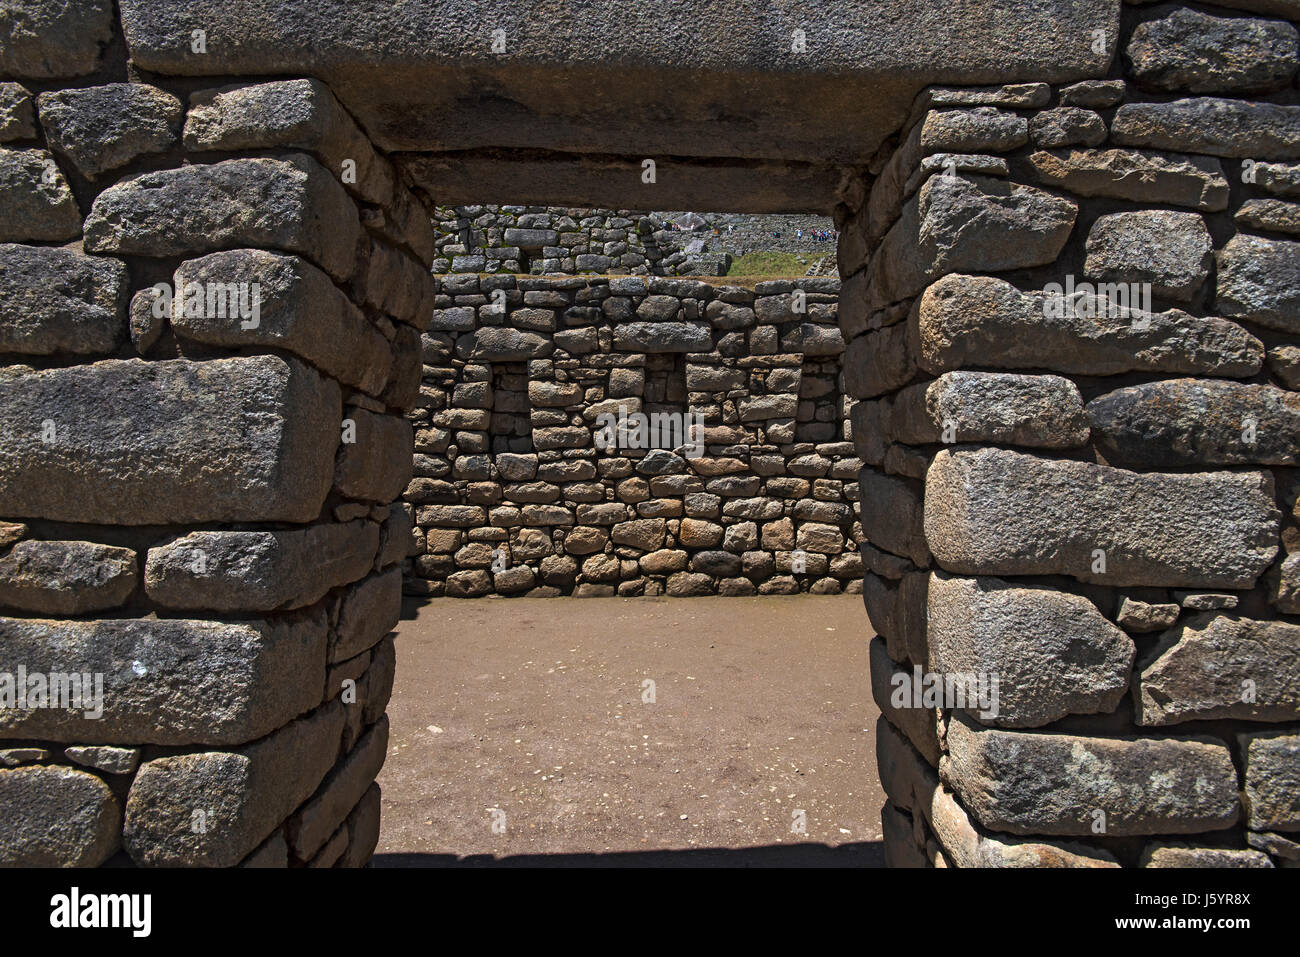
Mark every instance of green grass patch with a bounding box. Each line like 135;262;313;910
725;251;813;277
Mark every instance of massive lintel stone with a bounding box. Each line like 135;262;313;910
0;765;120;867
0;355;340;525
1136;614;1300;726
145;522;379;612
170;249;391;395
925;448;1279;588
928;573;1133;728
117;0;1115;187
1088;379;1300;468
914;274;1264;377
0;613;326;746
0;244;127;356
83;154;361;281
123;702;344;867
1112;98;1300;159
942;715;1240;836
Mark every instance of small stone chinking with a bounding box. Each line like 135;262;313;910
847;2;1300;867
0;5;422;866
406;273;861;599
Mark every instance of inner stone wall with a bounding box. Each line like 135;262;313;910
0;22;422;867
852;2;1300;867
403;274;863;598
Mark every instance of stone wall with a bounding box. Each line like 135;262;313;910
0;31;422;867
403;274;863;598
850;2;1300;867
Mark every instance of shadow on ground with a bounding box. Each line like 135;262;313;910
373;840;883;867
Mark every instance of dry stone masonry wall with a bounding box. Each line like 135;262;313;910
851;1;1300;868
0;14;424;867
404;274;861;598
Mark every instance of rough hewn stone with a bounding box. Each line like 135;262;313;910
1027;148;1229;210
0;147;81;241
1112;98;1300;159
1217;233;1300;333
37;83;182;177
1126;8;1298;94
0;765;120;867
1239;731;1300;832
1083;210;1211;303
0;540;136;614
0;0;114;79
0;244;127;356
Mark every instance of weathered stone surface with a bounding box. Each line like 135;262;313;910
455;326;554;361
612;321;711;353
0;82;35;141
0;765;120;867
869;637;941;765
925;448;1279;587
1027;148;1229;211
1140;844;1273;868
184;78;395;205
1217;233;1300;333
332;568;401;662
1236;197;1300;235
1116;598;1180;633
38;83;181;178
1126;8;1298;94
84;155;361;280
943;715;1240;836
0;0;114;79
1239;731;1300;832
288;716;388;859
1028;107;1106;149
0;243;127;356
335;409;414;503
1;355;340;524
1058;79;1125;108
915;274;1264;377
919;108;1027;153
0;147;81;241
0;540;136;614
1083;210;1211;303
171;249;391;394
1112;98;1300;159
1136;614;1300;726
929;573;1133;728
146;521;378;612
891;371;1087;448
859;470;930;567
1274;551;1300;613
1088;379;1300;468
123;702;344;867
844;322;915;399
0;613;326;745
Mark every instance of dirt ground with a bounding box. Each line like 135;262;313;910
374;594;884;867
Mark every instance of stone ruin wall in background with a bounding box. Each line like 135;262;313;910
403;274;860;598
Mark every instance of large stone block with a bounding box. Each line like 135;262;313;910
332;568;401;662
37;83;182;178
0;355;340;524
335;409;414;503
859;469;930;567
84;154;361;281
0;765;120;867
942;715;1240;836
914;273;1262;377
0;243;127;356
1027;148;1229;211
1088;379;1300;468
1083;210;1211;303
1239;731;1300;832
0;147;81;241
1136;614;1300;726
1216;233;1300;334
0;0;114;78
0;540;137;614
1112;98;1300;159
928;573;1133;728
454;326;553;361
287;715;388;859
1126;8;1298;94
890;371;1087;448
123;702;344;866
0;613;326;745
170;249;391;395
925;448;1279;587
145;521;379;612
612;321;712;353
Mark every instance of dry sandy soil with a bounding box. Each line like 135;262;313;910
374;594;884;867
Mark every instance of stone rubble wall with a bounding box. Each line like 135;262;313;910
403;274;864;598
0;16;423;868
851;0;1300;868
